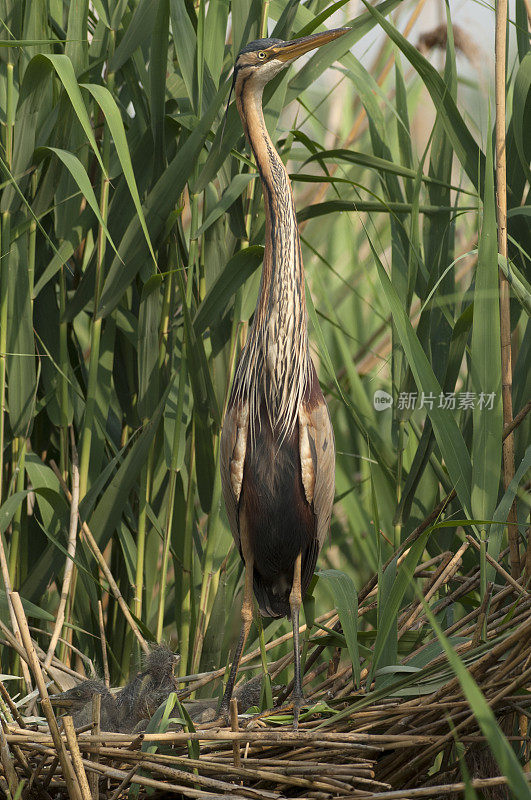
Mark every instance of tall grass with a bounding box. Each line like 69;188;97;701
0;0;529;786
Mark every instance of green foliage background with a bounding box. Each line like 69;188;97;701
0;0;529;769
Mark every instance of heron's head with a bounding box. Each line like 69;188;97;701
232;28;350;93
141;645;180;687
49;680;110;711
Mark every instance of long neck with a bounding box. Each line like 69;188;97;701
237;83;305;322
234;80;310;437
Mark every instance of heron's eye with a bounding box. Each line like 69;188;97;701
257;51;267;60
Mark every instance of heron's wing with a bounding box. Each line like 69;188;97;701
220;400;249;551
299;392;335;550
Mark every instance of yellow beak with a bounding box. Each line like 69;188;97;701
271;28;350;62
49;694;75;708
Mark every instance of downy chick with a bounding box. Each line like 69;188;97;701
49;680;120;731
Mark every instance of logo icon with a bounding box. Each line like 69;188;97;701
373;390;393;411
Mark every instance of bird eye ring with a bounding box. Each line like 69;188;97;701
257;51;267;59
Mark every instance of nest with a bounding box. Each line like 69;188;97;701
1;525;530;798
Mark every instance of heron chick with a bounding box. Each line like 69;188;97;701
49;680;119;731
131;646;180;722
50;647;180;733
116;645;180;730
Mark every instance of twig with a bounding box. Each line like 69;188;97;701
0;680;25;729
29;626;94;672
466;535;527;596
58;740;280;799
471;581;493;649
41;755;59;791
354;772;531;798
90;692;101;800
0;532;33;691
9;592;82;800
50;460;150;655
0;720;19;798
108;764;138;800
44;429;80;671
230;698;241;769
0;620;86;688
25;751;55;800
0;718;30;783
398;542;469;637
98;745;360;793
97;601;110;688
9;729;410;746
527;511;531;584
17;741;257;800
387;618;531;783
63;715;93;800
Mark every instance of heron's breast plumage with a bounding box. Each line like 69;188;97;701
239;402;318;617
221;360;334;618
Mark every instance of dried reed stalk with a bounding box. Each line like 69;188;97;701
0;680;25;729
43;430;80;672
108;764;139;800
230;697;241;768
9;591;82;800
0;532;32;691
466;535;526;596
17;740;256;800
63;715;92;800
0;720;19;798
75;744;372;794
90;691;101;800
397;541;468;637
355;771;531;799
97;600;110;688
50;460;150;656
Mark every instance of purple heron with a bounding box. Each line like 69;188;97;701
219;28;348;727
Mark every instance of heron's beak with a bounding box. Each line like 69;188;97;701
49;694;74;708
271;28;350;62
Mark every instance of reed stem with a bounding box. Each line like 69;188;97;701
0;212;9;508
495;0;518;579
191;436;222;675
179;425;196;675
156;341;188;641
134;439;155;621
8;437;26;588
78;61;115;498
259;0;270;38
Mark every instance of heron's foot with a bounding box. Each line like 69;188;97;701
249;696;306;728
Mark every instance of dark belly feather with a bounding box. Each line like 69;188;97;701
239;409;318;618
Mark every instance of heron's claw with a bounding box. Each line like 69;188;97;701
241;696;306;729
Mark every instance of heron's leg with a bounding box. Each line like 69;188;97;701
289;552;303;730
218;557;254;722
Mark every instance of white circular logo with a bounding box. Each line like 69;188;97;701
373;390;393;411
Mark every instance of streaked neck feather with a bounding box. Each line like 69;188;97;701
233;79;311;444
